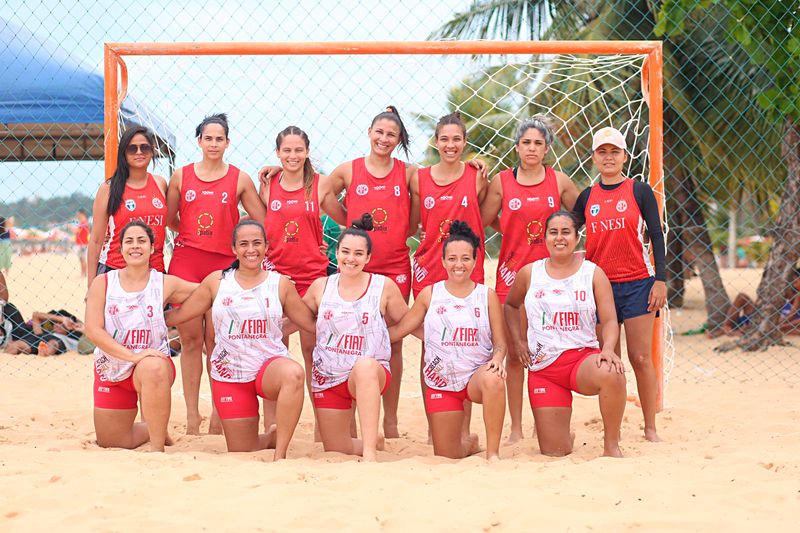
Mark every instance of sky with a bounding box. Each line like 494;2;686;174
0;0;482;204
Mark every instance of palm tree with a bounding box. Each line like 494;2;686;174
428;0;785;335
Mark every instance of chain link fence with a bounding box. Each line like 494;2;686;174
1;1;799;389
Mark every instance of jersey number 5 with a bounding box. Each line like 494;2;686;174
362;312;369;324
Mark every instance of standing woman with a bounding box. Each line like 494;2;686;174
0;216;12;276
303;214;410;462
85;221;198;452
572;127;666;442
503;211;626;458
87;126;168;287
165;220;313;459
165;113;267;435
390;221;507;461
480;115;579;445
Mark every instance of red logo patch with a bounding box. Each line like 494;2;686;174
437;306;447;315
222;297;233;307
534;290;545;299
107;305;118;316
323;310;334;321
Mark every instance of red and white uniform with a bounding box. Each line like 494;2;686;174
495;167;560;303
311;274;391;391
523;259;599;371
94;269;169;382
423;281;492;391
344;158;412;294
263;173;328;296
99;173;167;271
413;165;484;296
174;163;240;257
583;178;653;283
209;270;288;383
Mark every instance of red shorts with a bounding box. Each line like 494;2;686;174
425;385;473;414
168;245;235;283
212;357;281;419
368;265;411;296
527;347;599;409
313;366;391;410
93;358;176;410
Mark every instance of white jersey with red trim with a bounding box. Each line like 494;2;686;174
523;259;599;371
311;274;391;392
422;281;492;391
94;269;169;383
209;270;288;383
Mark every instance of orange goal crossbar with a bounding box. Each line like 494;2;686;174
104;40;665;410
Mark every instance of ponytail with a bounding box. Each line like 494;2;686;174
338;213;374;255
371;106;410;158
276;125;315;200
442;220;481;259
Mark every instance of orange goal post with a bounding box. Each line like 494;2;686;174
103;40;668;410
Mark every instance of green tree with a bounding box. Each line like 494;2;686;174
429;0;785;334
659;0;800;350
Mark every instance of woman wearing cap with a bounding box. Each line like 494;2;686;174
571;126;666;442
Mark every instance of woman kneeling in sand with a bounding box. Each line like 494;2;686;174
165;220;313;459
390;221;507;461
86;221;197;452
503;211;626;458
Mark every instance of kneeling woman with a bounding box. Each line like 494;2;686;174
165;220;314;459
390;221;507;461
302;214;409;462
503;211;626;458
86;221;198;452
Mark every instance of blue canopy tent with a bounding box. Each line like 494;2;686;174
0;18;175;164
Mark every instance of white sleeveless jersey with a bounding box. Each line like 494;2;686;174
423;281;493;391
94;269;169;382
524;259;599;371
311;274;391;391
210;270;289;383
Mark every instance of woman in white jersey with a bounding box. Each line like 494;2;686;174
85;221;198;452
303;214;410;462
503;211;626;458
389;221;507;461
165;220;314;459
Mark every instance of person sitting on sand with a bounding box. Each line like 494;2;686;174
503;211;627;458
720;268;800;336
3;303;70;357
85;221;198;452
389;220;508;461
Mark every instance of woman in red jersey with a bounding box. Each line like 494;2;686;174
87;126;168;288
572;126;666;443
260;126;346;432
480;115;579;445
165;113;267;435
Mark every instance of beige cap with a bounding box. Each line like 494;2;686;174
592;127;627;151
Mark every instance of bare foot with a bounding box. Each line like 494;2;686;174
376;433;386;451
487;453;501;462
165;434;175;446
503;428;523;447
264;424;277;449
463;433;480;457
383;420;400;439
186;414;202;436
644;427;663;442
603;443;624;458
208;413;223;435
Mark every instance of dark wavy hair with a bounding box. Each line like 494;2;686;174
442;220;481;259
276;126;315;200
338;213;374;255
371;105;410;158
107;126;155;215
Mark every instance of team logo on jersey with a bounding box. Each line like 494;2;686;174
424;196;435;209
197;213;213;236
526;220;543;244
437;219;453;242
396;274;407;284
508;198;522;211
152;198;164;209
436;306;447;315
271;200;282;211
125;199;136;211
371;207;388;232
356;184;369;196
284;221;299;243
323;309;334;321
534;289;545;299
616;199;627;212
222;297;233;307
590;204;600;216
107;304;119;316
185;190;196;202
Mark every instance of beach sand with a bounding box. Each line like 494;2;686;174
1;254;799;531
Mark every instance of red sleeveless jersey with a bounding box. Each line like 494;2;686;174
584;178;654;283
263;172;328;293
99;173;166;271
413;165;485;294
495;167;560;302
344;157;410;278
174;163;241;257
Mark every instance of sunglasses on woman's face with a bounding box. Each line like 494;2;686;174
125;143;153;156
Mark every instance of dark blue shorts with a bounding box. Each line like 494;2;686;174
610;277;660;323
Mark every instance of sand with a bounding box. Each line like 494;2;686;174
1;254;799;531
